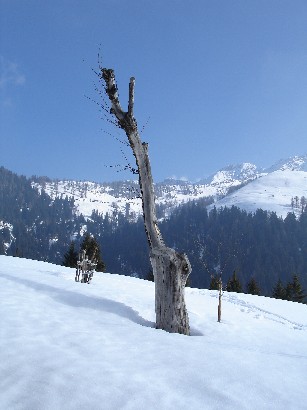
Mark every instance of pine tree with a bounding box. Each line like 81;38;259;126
246;277;261;295
226;271;242;293
63;241;78;268
209;274;220;290
290;274;305;303
80;233;105;272
272;279;286;300
285;282;293;301
0;240;5;255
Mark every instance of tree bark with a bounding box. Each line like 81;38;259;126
101;68;191;335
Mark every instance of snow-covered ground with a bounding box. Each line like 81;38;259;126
1;255;306;410
212;170;307;218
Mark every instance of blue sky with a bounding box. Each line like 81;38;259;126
1;0;307;182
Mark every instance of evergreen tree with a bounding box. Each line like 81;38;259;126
272;279;286;300
290;274;305;303
80;233;105;272
209;274;220;290
0;240;5;255
246;277;261;295
285;282;293;301
226;271;242;293
63;241;78;268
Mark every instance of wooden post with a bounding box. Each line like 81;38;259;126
218;275;222;323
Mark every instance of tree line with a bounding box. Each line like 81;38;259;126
209;270;305;302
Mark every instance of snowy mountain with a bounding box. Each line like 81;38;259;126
1;255;306;410
265;154;307;173
31;162;261;220
31;179;143;221
199;162;262;186
212;155;307;218
31;155;307;220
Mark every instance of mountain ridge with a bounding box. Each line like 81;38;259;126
30;161;261;220
30;154;307;220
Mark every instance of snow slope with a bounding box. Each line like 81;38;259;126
211;170;307;218
1;256;306;410
31;162;260;220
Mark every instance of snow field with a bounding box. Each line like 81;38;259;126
212;170;307;218
0;256;306;410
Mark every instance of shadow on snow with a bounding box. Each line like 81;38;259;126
0;272;155;329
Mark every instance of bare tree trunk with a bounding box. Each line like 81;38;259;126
101;68;191;335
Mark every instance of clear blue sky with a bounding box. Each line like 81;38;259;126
1;0;307;182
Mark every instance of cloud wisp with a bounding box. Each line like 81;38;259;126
0;56;25;89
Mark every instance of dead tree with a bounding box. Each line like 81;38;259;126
100;68;191;335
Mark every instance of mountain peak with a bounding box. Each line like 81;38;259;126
266;154;307;173
200;162;260;186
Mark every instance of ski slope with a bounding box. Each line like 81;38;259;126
0;256;306;410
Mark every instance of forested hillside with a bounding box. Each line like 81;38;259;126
0;167;79;262
160;202;307;295
83;203;307;298
0;166;306;299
